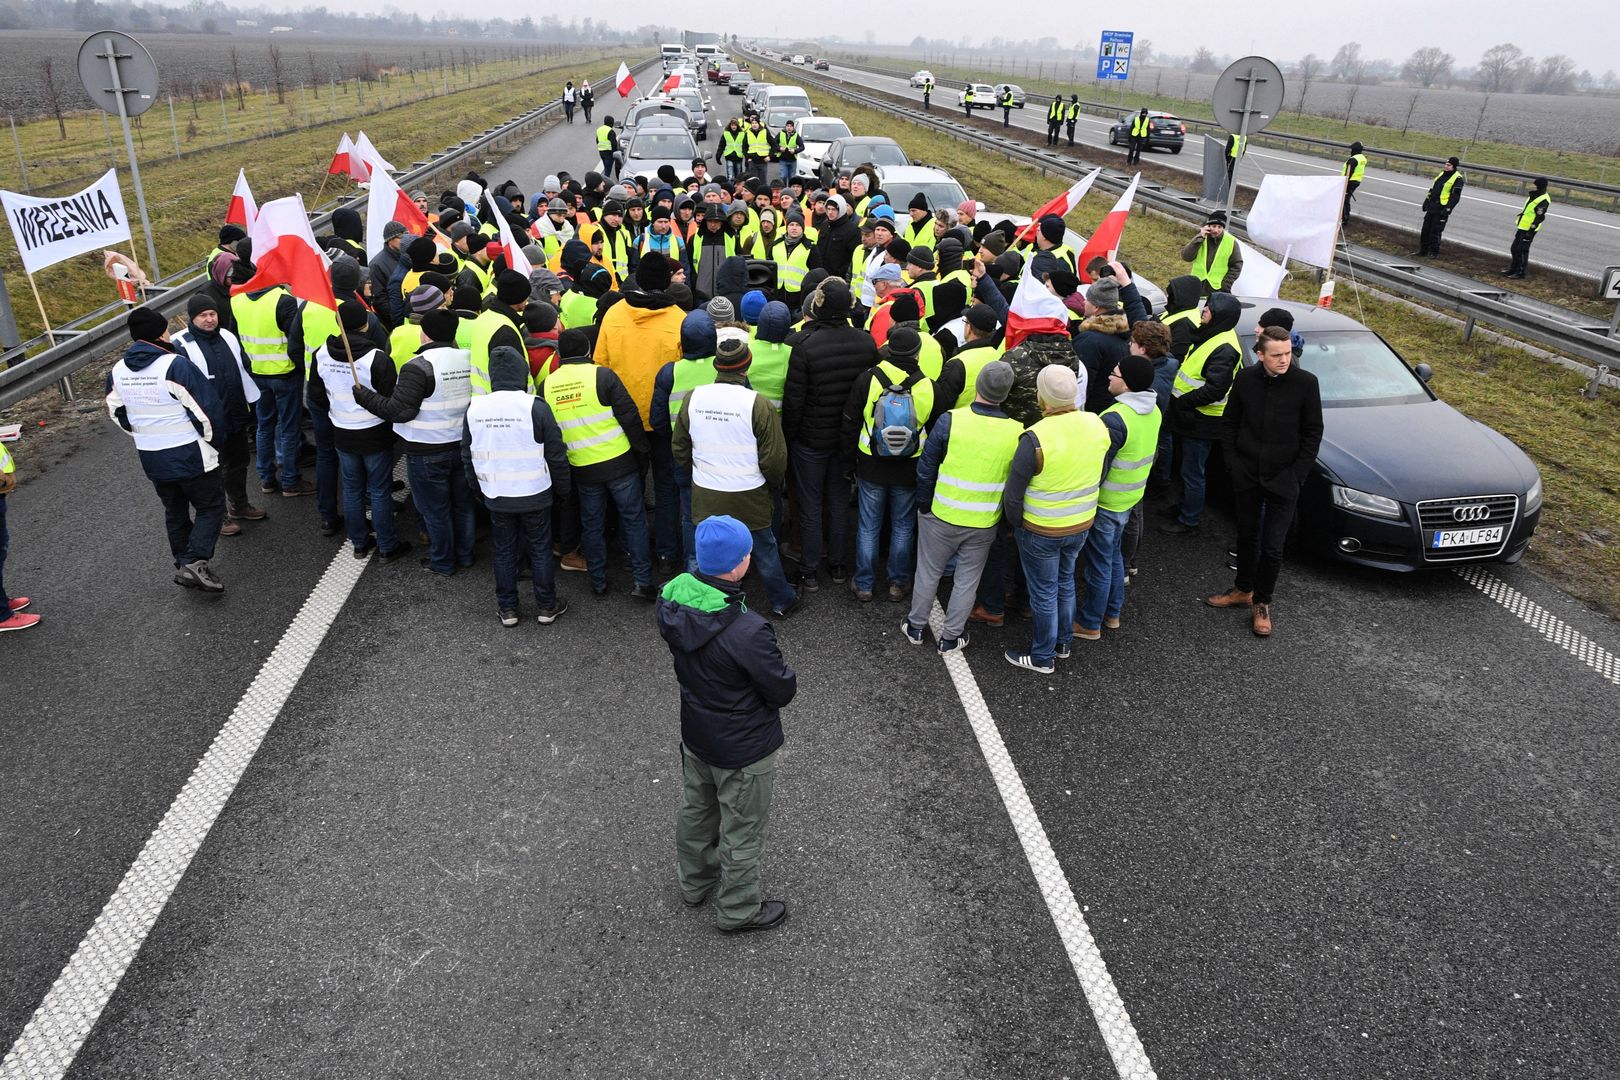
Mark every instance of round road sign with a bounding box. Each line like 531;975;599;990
76;31;160;118
1210;55;1285;136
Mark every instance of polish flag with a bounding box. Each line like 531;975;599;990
1002;256;1071;352
1015;169;1099;243
353;131;395;175
230;194;337;310
662;73;681;93
615;62;635;98
365;168;431;258
483;188;533;277
328;133;369;183
1077;173;1139;283
225;169;258;230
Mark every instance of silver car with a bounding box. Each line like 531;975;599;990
621;116;701;181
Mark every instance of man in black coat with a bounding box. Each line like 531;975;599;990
1161;291;1243;535
814;194;861;281
1205;326;1323;637
1071;266;1150;414
659;514;797;933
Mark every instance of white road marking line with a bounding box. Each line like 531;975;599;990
926;601;1158;1079
1454;567;1619;686
1;543;372;1080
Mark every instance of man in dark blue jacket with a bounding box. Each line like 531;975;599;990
658;514;797;933
106;307;229;592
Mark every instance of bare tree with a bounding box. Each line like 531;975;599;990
308;50;323;89
1602;70;1619;91
1133;39;1153;70
1527;54;1578;95
1190;46;1218;74
1401;46;1453;88
1295;53;1322;113
229;46;246;110
40;58;67;140
1477;43;1523;93
1343;80;1364;126
1331;42;1363;82
1469;92;1492;146
268;45;287;104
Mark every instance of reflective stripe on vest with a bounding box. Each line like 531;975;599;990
111;353;202;452
598;226;630;277
1171;329;1241;417
722;129;745;158
394;346;473;445
687;381;767;492
467;308;522;396
858;360;935;458
1191;233;1236;288
1343;153;1367;182
669;356;718;414
745;338;791;410
1022;410;1110;530
1517;192;1550;231
932;407;1023;527
467;390;552;498
315;344;385;431
775;241;811;291
231;289;295;376
1097;402;1162;512
543;363;631;466
595;125;614;151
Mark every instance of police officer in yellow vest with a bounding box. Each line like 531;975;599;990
1224;133;1246;193
1076;353;1160;639
1161;291;1242;535
923;75;934;110
0;436;41;632
903;360;1022;652
1417;156;1466;257
1065;95;1080;146
1127;108;1151;165
1179;210;1243;295
1001;364;1118;674
467;270;532;395
1046;97;1065;146
1341;140;1367;225
596;115;620;180
962;84;975;118
227;257;312;498
1000;86;1014;126
1504;176;1550;279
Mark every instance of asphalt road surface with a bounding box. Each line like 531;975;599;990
2;83;1618;1080
819;61;1618;282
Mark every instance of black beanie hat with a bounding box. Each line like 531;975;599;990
1257;307;1294;331
908;191;929;212
218;224;246;245
1039;215;1066;244
187;293;219;320
1118;353;1156;393
407;237;437;269
420;309;459;344
338;299;370;333
886;237;912;261
557;327;592;360
127;306;168;342
635;252;673;293
495;270;531;306
889;292;922;323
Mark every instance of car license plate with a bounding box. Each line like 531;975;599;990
1429;526;1504;548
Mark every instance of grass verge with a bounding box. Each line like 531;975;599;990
800;75;1620;615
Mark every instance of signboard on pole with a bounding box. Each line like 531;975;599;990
1;168;132;275
1096;31;1134;81
1600;265;1620;301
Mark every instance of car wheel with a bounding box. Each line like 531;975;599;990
1171;145;1182;154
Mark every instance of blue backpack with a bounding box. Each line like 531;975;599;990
871;372;924;457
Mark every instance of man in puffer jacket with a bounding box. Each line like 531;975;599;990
1071;267;1150;414
659;514;797;934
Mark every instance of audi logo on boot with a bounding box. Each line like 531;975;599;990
1452;504;1491;523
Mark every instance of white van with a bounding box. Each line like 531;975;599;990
660;43;685;69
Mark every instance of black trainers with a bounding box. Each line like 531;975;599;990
498;609;519;628
937;633;969;654
901;620;924;645
537;597;570;624
380;540;414;562
828;563;848;584
175;559;225;593
630;582;658;601
320;516;345;538
720;900;788;933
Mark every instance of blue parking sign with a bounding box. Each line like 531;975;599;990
1097;30;1134;81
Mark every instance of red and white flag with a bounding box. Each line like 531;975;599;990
661;73;681;93
1077;173;1139;283
353;131;395;175
482;187;533;277
225;169;257;230
615;62;636;98
1003;257;1071;352
230;194;336;310
328;133;369;183
365;168;431;258
1015;169;1099;243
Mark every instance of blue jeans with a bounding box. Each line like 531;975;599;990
778;160;794;185
307;400;341;525
337;447;397;553
408;449;476;573
651;432;682;562
854;478;917;593
749;524;799;613
792;445;849;573
1077;506;1131;631
1178;435;1213;527
577;470;653;590
253;373;303;488
1016;528;1086;665
491;508;556;612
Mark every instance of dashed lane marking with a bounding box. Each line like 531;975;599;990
1454;566;1619;686
927;602;1158;1079
2;542;371;1080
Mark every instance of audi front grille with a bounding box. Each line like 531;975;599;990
1416;494;1519;563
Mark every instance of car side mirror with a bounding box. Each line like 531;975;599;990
912;158;921;166
1414;363;1433;383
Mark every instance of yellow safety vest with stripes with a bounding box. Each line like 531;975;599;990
1433;170;1462;208
1097;403;1161;512
1343;153;1367;182
1516;192;1550;231
230;289;296;376
466;308;526;396
0;440;14;477
543;363;631;467
775;241;812;292
950;345;1006;408
560;289;599;331
931;406;1023;527
596;125;614;151
1021;409;1110;531
1171;328;1241;417
745;128;772;158
669;357;718;415
857;359;935;458
1190;232;1236;290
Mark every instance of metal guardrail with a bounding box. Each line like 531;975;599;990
0;62;652;412
823;57;1620;208
749;53;1620;380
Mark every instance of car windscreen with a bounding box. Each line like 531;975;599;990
1240;330;1429;407
879;181;969;214
671;92;704;112
798;119;851;142
766;92;811;110
840;142;908;167
630;132;697;159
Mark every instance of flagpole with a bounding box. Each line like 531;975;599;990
26;270;76;401
313;172;332;211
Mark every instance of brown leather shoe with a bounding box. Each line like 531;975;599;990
969;604;1004;627
1203;588;1253;609
560;549;587;572
1251;603;1273;637
1071;623;1101;641
1103;616;1121;629
887;582;911;603
220;519;243;537
228;503;267;521
280;478;317;498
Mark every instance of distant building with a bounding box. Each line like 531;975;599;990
270;25;293;33
235;19;259;27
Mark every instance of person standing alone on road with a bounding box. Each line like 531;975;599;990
922;76;934;110
1341;141;1367;226
563;81;577;124
1504;177;1550;279
1204;326;1323;637
1127;108;1150;165
1000;86;1014;127
660;513;797;933
1416;156;1465;257
962;84;975;119
0;438;41;632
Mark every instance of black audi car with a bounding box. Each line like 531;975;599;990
1231;299;1541;571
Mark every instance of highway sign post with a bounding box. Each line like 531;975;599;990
1210;55;1285;222
76;31;161;281
1096;31;1134;82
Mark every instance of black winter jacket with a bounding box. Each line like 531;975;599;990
1168;292;1243;441
1221;362;1324;499
815;214;861;281
657;573;797;770
782;317;880;452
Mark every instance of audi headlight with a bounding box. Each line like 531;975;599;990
1524;476;1543;513
1331;484;1403;520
